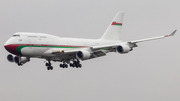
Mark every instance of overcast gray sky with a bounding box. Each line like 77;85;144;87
0;0;180;101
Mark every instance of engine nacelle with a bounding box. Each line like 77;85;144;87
14;56;30;65
14;56;20;64
76;50;91;60
116;45;131;54
7;54;14;62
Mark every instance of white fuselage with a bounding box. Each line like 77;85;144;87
4;32;122;59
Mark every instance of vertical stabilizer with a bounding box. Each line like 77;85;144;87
100;11;124;40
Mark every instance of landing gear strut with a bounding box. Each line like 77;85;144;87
45;60;53;70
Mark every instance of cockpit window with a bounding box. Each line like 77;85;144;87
12;34;20;37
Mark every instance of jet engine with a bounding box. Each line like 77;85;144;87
7;54;14;62
116;44;132;54
76;50;91;60
7;54;30;65
14;56;30;65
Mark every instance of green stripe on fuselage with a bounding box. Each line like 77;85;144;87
16;45;81;55
115;24;122;26
16;45;108;55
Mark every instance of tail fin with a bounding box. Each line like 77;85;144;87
100;11;125;40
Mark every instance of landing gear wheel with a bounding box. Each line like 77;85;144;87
45;63;49;66
50;66;53;70
47;66;50;70
63;64;65;68
75;64;79;68
60;64;63;68
79;64;82;68
47;66;53;70
72;63;75;67
70;63;73;67
62;64;68;68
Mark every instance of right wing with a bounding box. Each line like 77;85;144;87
130;30;177;43
92;30;177;51
44;30;177;60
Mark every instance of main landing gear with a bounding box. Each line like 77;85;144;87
45;59;82;70
59;59;82;69
45;61;53;70
70;60;82;68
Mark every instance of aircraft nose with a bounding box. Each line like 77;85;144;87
4;44;15;55
4;44;21;56
4;44;12;52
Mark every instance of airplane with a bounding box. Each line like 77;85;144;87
4;11;177;70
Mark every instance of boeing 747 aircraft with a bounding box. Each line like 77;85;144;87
4;11;176;70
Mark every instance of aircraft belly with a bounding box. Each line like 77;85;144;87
45;48;76;59
51;54;75;61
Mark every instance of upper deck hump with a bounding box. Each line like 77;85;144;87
13;32;61;39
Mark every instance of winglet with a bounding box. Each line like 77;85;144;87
165;30;177;37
